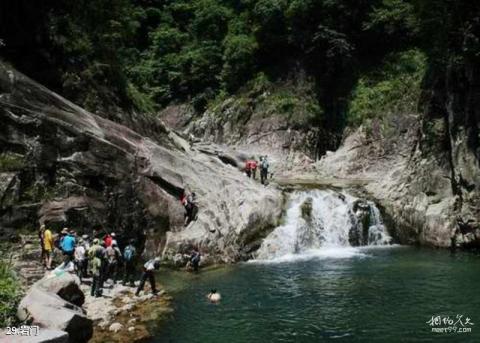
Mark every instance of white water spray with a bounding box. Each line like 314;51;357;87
254;189;392;261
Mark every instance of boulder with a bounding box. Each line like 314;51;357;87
34;272;84;307
17;288;92;343
109;323;124;333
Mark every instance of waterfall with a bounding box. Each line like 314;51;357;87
366;201;392;245
254;190;392;261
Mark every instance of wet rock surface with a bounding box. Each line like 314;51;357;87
82;282;171;343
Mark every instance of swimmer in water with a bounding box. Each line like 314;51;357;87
207;289;221;303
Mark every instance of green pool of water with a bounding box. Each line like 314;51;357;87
153;246;480;342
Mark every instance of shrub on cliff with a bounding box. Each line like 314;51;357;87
347;49;427;128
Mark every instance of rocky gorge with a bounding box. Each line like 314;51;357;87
0;56;479;343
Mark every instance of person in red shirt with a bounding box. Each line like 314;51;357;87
104;233;113;247
245;160;252;178
250;159;258;179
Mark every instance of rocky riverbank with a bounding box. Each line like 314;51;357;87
0;234;172;343
0;268;171;343
83;282;171;343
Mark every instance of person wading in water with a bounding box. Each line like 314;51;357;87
188;248;201;272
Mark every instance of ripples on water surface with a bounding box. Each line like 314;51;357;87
154;247;480;343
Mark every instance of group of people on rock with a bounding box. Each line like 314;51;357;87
38;226;162;298
244;155;270;185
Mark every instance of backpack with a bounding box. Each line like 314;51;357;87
261;159;268;169
123;245;135;262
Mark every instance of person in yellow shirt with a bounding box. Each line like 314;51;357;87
42;225;54;270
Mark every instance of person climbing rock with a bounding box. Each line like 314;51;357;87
123;239;137;287
105;241;122;283
260;156;269;185
250;158;258;179
90;248;103;297
60;228;76;267
74;238;87;281
245;160;252;178
189;192;199;222
135;257;161;296
43;225;54;270
189;248;201;272
182;191;199;226
181;191;189;224
207;289;221;303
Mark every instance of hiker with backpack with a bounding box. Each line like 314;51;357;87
123;239;137;287
90;247;103;297
260;156;269;185
60;229;76;268
105;241;122;284
88;238;105;295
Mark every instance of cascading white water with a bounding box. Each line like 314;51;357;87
367;201;392;245
254;189;392;261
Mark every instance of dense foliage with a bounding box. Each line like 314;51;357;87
1;0;479;130
0;260;21;327
348;49;426;127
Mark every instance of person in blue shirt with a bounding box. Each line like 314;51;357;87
60;228;76;266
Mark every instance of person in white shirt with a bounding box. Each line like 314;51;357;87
74;239;87;281
135;257;161;296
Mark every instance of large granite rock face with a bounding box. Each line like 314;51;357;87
0;62;282;262
157;81;333;177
